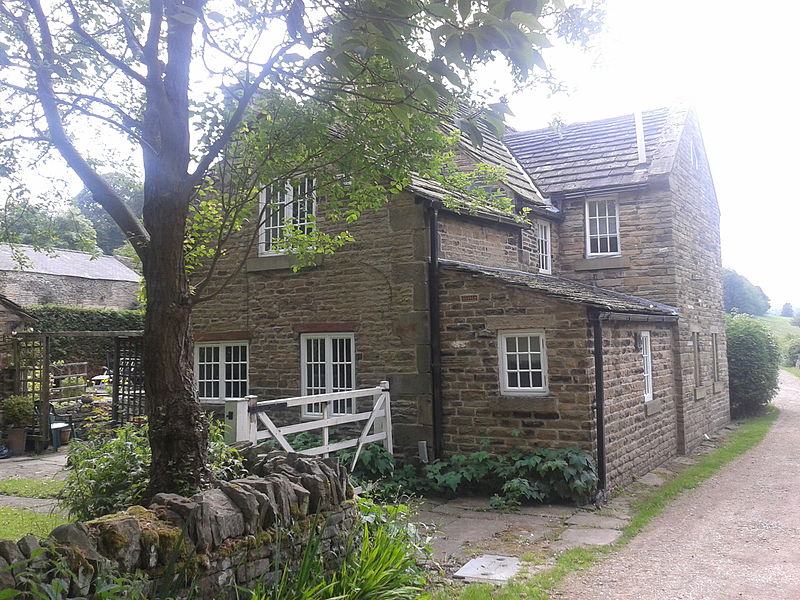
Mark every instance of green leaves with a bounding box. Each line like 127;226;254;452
366;445;598;506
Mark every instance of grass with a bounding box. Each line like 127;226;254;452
757;314;799;339
784;367;800;378
0;478;66;499
431;407;779;600
0;506;68;539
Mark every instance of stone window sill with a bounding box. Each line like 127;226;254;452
712;381;723;394
573;256;631;271
246;254;298;272
500;395;557;412
694;385;707;401
644;397;662;416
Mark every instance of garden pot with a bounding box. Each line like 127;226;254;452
7;428;26;456
60;428;71;444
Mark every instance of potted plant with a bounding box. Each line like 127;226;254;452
3;395;35;456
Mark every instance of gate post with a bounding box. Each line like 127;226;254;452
379;380;393;454
225;396;256;443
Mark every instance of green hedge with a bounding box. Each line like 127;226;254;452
726;313;780;418
26;305;144;370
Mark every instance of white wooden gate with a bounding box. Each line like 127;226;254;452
224;381;392;470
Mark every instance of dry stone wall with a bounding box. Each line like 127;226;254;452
0;453;358;599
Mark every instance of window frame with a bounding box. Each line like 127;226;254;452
584;196;621;257
195;341;249;403
711;332;720;382
300;332;356;417
498;330;549;396
692;332;702;387
258;177;316;257
537;221;552;274
640;331;653;403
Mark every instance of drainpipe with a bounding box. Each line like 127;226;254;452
428;204;444;459
589;309;607;493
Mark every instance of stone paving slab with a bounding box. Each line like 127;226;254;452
0;450;68;480
636;472;665;487
566;512;628;530
0;495;66;515
454;554;521;583
550;527;622;552
429;516;510;561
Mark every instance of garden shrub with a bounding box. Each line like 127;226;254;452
61;419;244;520
726;313;781;417
345;442;597;506
784;337;800;367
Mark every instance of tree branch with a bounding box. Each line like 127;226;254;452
22;0;150;255
65;0;148;88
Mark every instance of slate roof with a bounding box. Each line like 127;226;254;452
408;107;555;212
505;107;689;195
441;259;678;316
0;245;139;282
0;293;36;320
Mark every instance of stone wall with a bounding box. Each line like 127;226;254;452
553;186;679;305
0;304;29;335
437;267;596;456
437;211;554;276
668;113;730;452
0;453;359;598
0;272;139;310
601;322;678;487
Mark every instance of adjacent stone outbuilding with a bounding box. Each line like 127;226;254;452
0;244;140;310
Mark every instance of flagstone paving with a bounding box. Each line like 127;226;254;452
0;448;69;516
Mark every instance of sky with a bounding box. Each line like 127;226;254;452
490;0;800;310
13;1;798;308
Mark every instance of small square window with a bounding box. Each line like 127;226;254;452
585;197;620;257
498;330;548;395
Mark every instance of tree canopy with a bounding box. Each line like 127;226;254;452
0;0;602;495
723;268;770;316
781;302;794;318
0;192;99;253
73;173;144;255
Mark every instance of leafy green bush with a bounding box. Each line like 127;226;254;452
726;313;781;417
2;394;35;427
61;419;245;520
349;442;597;506
784;338;800;367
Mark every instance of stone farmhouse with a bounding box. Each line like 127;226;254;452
192;107;729;490
0;244;140;311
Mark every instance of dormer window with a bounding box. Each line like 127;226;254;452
585;197;620;256
259;178;315;255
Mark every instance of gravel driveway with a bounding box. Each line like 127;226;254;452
554;371;800;600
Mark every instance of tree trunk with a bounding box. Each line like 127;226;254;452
141;188;212;497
